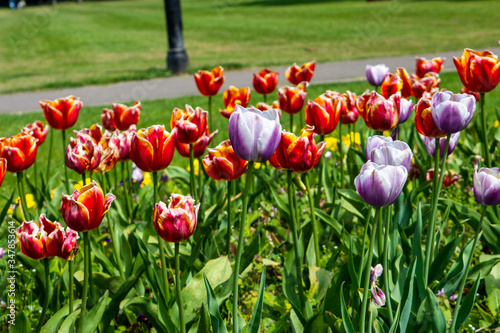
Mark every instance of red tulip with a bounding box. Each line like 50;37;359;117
253;69;279;95
40;96;82;130
95;131;120;173
220;86;251;119
453;49;500;93
61;181;115;232
112;101;141;131
426;169;460;188
66;133;102;174
326;91;348;117
202;140;248;181
269;125;326;173
0;132;38;173
130;125;177;172
381;67;412;99
39;214;79;260
360;92;400;131
414;98;447;138
278;86;307;115
285;61;316;85
411;73;441;99
415;57;445;78
117;126;136;162
342;90;360;125
16;220;47;260
154;194;199;243
22;121;49;146
171;105;208;144
0;158;6;187
194;66;225;97
75;124;103;144
176;128;218;158
305;93;340;135
101;108;117;131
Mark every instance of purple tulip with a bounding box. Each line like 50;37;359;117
431;91;476;133
0;247;4;259
473;167;500;206
355;161;408;207
372;285;386;306
370;141;413;172
420;132;460;160
229;105;282;162
366;64;390;87
365;135;393;159
370;264;383;285
398;98;414;124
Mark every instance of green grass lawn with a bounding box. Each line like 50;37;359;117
1;70;499;207
1;0;500;94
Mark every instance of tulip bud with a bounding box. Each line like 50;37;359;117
354;161;407;207
228;105;282;162
285;61;315;86
366;64;389;87
61;181;115;232
111;101;141;131
130;125;177;172
194;66;225;96
473;167;500;206
153;194;199;243
220;86;251;119
415;57;445;78
202;140;248;181
40;96;82;130
278;86;307;115
453;49;500;93
253;69;279;95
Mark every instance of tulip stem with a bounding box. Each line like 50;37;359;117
304;173;320;264
68;260;74;314
189;144;197;200
45;128;54;183
78;232;90;333
175;243;186;333
226;180;233;255
232;161;254;332
208;96;213;143
479;93;491;168
290;113;294;133
198;157;203;200
62;129;70;193
338;120;344;188
423;134;451;285
121;162;132;219
16;171;30;220
287;170;307;316
360;207;381;333
315;135;325;206
449;205;487;333
35;258;50;333
382;206;394;325
263;93;267;104
153;171;171;304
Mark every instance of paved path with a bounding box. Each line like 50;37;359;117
0;50;467;114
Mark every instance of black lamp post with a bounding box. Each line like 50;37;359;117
164;0;189;74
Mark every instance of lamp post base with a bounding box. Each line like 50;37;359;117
167;48;188;74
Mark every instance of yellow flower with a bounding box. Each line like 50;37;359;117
141;172;153;187
255;162;262;169
50;189;55;199
494;120;499;128
342;132;361;148
383;131;390;137
186;159;200;176
15;194;35;209
324;137;339;151
74;178;92;191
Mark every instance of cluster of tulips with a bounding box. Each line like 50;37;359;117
0;45;499;332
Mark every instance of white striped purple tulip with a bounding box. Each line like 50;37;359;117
370;140;413;172
431;91;476;134
366;64;389;87
355;161;408;207
398;98;414;124
365;135;393;159
420;132;460;160
473;167;500;206
228;105;282;162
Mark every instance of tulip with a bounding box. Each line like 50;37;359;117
354;161;408;207
269;125;326;173
202;140;248;181
473;167;500;206
0;158;6;187
366;64;389;87
65;134;102;174
369;140;413;172
153;194;199;243
130;125;177;172
285;61;315;86
0;132;38;173
254;102;272;111
228;105;282;162
176;128;218;158
411;73;441;99
414;97;447;138
431;91;476;134
95;131;120;173
74;124;103;144
420;132;460;160
22;121;49;146
453;49;500;93
342;90;359;125
253;69;279;95
360;91;400;131
16;220;46;260
365;135;393;159
425;169;460;188
381;67;412;99
194;66;225;97
415;57;445;78
40;96;82;130
61;180;115;232
304;94;340;135
39;214;79;260
398;98;414;124
116;126;136;161
171;105;208;144
460;86;480;102
111;101;141;131
278;86;307;115
326;90;348;116
101;108;117;131
220;86;251;119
